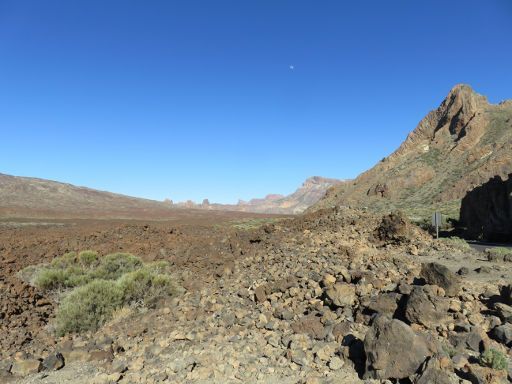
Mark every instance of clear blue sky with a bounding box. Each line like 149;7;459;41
1;1;511;203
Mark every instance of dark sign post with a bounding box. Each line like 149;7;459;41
432;211;442;239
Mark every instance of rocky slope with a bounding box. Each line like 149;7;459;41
0;173;269;221
313;85;512;220
174;176;343;214
0;173;173;219
2;208;511;383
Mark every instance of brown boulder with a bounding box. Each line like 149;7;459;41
324;283;356;308
373;211;412;245
364;315;434;380
405;286;451;328
11;359;42;376
420;262;461;297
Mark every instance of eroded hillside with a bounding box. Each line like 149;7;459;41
314;85;512;220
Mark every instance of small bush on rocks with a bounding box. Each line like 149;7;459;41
30;252;144;290
118;267;176;306
77;250;99;268
439;237;471;251
56;279;123;336
23;252;177;335
479;348;508;371
486;247;512;262
93;252;143;280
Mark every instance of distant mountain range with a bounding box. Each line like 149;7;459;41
0;173;179;219
0;173;340;218
312;84;512;220
172;176;343;214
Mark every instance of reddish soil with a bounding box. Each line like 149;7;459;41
0;212;283;359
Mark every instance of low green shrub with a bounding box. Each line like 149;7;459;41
439;237;471;251
51;252;78;269
486;247;512;262
118;267;176;306
78;250;99;268
28;251;178;335
479;348;508;371
56;279;123;336
32;252;144;291
93;253;143;280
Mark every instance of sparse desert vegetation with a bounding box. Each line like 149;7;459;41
438;236;471;251
21;251;178;335
486;247;512;262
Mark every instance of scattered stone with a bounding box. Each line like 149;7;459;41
254;285;267;303
414;357;458;384
42;352;65;371
11;359;42;376
291;314;326;340
328;356;344;370
366;292;400;316
324;283;356;308
490;323;512;346
494;303;512;323
475;266;491;274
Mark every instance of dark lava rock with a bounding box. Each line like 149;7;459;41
490;323;512;347
366;292;401;316
420;262;461;297
291;314;327;340
459;173;512;242
500;284;512;305
373;211;412;245
404;286;450;328
414;357;458;384
363;315;433;380
42;352;65;371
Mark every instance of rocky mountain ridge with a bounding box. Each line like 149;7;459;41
0;173;340;218
173;176;343;214
0;173;261;221
313;84;512;220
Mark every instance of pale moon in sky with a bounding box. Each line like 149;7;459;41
289;65;294;70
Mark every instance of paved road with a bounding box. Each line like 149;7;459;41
467;241;512;253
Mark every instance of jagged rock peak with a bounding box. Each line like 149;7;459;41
441;83;488;114
302;176;342;187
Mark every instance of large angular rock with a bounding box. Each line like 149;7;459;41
413;357;459;384
291;314;327;340
460;173;512;242
405;286;450;328
324;283;356;308
364;315;433;380
448;327;485;353
11;359;42;376
420;262;461;297
500;284;512;305
42;353;65;371
366;292;401;316
494;302;512;323
490;323;512;347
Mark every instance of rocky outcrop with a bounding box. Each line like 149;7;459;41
175;176;343;214
459;173;512;242
313;84;512;219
